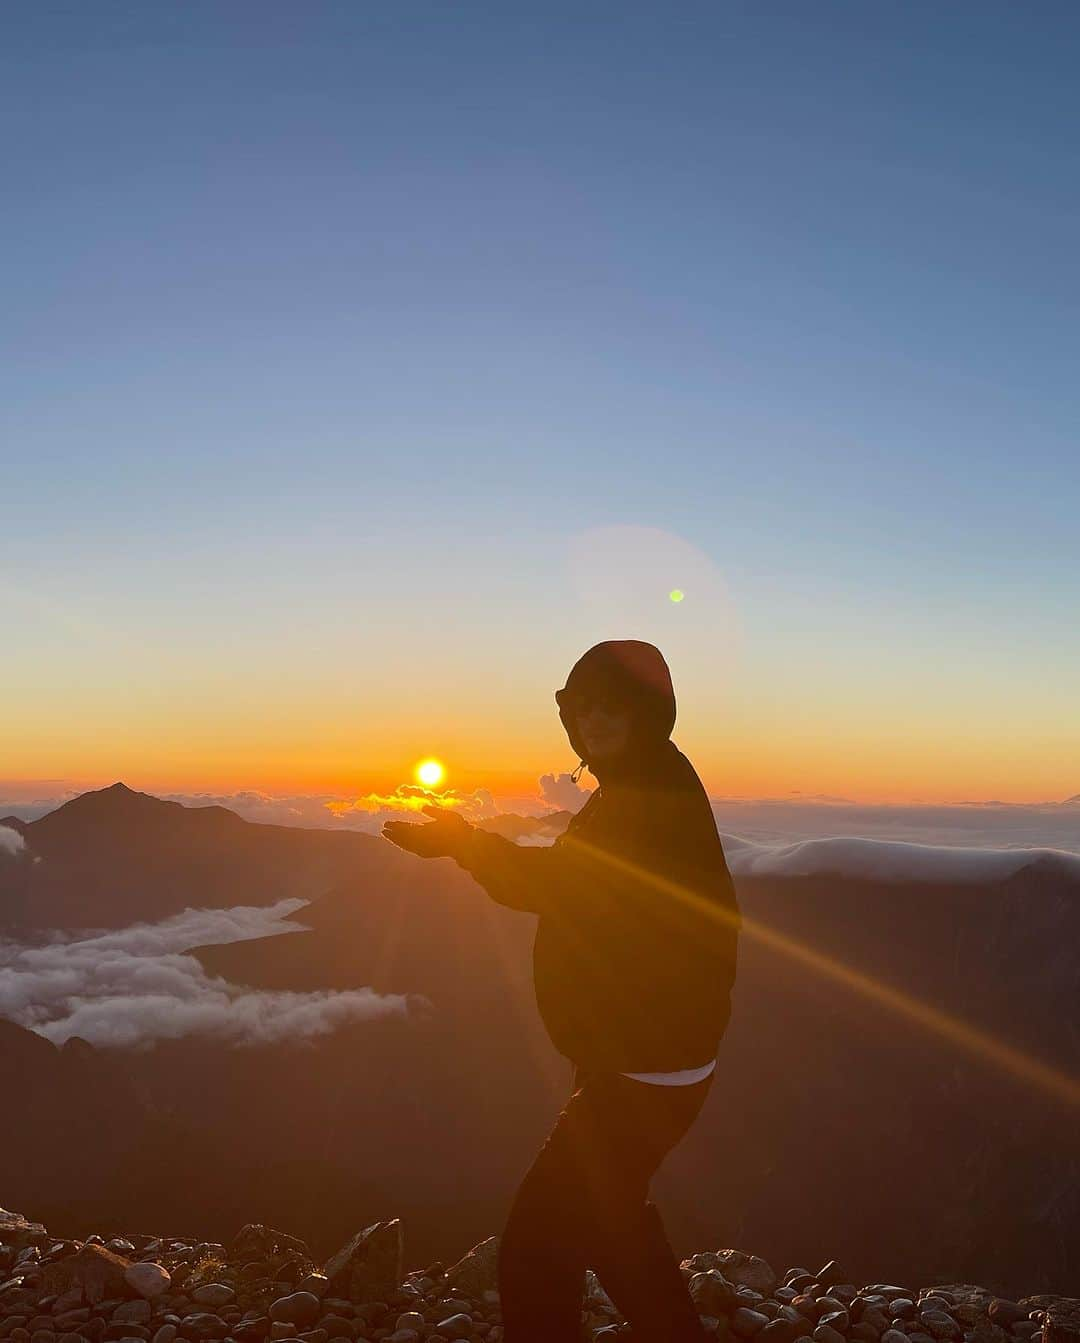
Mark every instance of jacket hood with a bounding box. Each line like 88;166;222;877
556;640;677;785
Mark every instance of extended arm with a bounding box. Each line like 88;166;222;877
455;827;561;914
381;804;563;915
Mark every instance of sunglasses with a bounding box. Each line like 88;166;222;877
555;687;626;717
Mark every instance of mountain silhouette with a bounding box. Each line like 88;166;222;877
0;781;391;929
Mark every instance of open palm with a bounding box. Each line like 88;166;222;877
381;804;474;859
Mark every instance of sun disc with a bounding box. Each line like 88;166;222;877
416;758;445;787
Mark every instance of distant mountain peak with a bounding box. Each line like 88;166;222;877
54;781;164;814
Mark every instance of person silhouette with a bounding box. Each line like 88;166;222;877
382;639;741;1343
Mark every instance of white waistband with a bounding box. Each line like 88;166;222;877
619;1057;717;1086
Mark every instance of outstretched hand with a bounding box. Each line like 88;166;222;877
381;804;474;860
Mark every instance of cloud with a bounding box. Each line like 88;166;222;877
161;791;342;829
538;772;593;814
708;797;1080;854
721;834;1080;885
0;899;418;1050
324;784;498;831
0;827;25;857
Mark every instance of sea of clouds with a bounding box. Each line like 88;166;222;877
0;899;416;1050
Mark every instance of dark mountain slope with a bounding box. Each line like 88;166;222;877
0;783;394;929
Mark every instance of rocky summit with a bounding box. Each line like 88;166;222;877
1;1209;1077;1343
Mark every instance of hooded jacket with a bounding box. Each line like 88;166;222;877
457;640;741;1073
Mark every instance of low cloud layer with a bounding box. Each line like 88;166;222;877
722;834;1080;885
711;797;1080;854
0;900;416;1050
325;783;499;830
0;827;25;857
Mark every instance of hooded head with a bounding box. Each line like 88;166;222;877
555;640;677;785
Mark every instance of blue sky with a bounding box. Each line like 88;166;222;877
3;2;1079;802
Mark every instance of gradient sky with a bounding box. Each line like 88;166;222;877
4;2;1080;805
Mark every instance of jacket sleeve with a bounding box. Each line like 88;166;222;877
455;827;564;914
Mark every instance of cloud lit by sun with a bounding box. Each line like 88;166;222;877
415;758;445;787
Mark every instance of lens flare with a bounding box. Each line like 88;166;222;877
669;588;685;603
415;759;445;787
559;830;1080;1112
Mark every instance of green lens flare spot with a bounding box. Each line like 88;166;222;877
668;588;685;603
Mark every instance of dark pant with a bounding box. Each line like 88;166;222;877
497;1062;713;1343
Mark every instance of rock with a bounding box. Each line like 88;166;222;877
813;1328;846;1343
192;1288;235;1310
819;1312;850;1335
52;1290;86;1314
434;1317;473;1341
691;1272;738;1317
715;1255;778;1299
269;1297;322;1329
0;1212;48;1247
231;1229;314;1267
442;1241;498;1301
732;1310;769;1338
883;1333;909;1343
113;1302;153;1325
104;1326;150;1342
323;1225;404;1306
816;1266;848;1291
299;1277;329;1301
318;1319;354;1340
53;1310;90;1328
1019;1300;1080;1343
153;1327;178;1343
759;1321;804;1343
43;1247;133;1306
125;1264;172;1300
920;1315;961;1341
987;1306;1029;1331
584;1272;617;1315
926;1291;998;1329
177;1314;229;1340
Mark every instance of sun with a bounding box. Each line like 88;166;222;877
415;758;445;788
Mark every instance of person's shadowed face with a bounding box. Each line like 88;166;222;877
570;690;633;763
